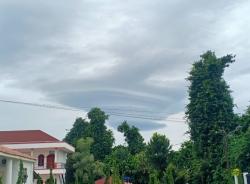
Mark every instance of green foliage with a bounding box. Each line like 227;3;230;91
146;133;171;172
37;174;43;184
132;151;150;184
88;108;114;161
238;107;250;132
187;51;235;158
65;108;114;183
163;164;175;184
65;108;114;161
64;118;90;147
118;121;145;155
64;118;91;184
229;128;250;171
172;141;195;171
149;170;160;184
112;166;122;184
45;169;55;184
170;141;199;183
72;138;105;184
65;153;75;184
0;177;3;184
228;107;250;172
105;145;135;182
16;160;25;184
186;51;236;183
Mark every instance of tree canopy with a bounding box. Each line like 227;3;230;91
186;51;237;183
118;121;145;155
64;117;89;147
72;138;105;184
146;133;171;172
88;108;114;161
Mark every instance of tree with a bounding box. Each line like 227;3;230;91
229;128;250;171
238;106;250;133
45;169;55;184
112;166;122;184
64;108;114;161
163;164;175;184
72;138;105;184
37;175;43;184
64;117;90;147
170;141;196;183
105;146;134;178
149;170;160;184
64;118;91;184
118;121;145;155
88;108;114;161
16;160;25;184
65;153;75;184
133;151;150;184
186;51;236;183
146;133;171;172
65;108;114;183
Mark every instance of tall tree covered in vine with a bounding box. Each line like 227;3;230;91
186;51;236;183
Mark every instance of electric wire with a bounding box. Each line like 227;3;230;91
0;99;186;122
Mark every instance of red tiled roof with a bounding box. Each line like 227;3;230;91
0;130;60;144
95;178;105;184
95;178;112;184
0;145;35;160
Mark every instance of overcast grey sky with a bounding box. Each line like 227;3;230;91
0;0;250;148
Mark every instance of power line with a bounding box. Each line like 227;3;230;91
0;99;81;111
0;99;186;122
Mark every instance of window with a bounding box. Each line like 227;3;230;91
38;154;44;166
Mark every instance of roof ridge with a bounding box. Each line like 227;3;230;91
0;129;40;131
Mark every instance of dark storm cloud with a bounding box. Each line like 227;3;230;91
1;0;250;131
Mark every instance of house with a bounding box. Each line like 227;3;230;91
0;130;74;184
0;145;35;184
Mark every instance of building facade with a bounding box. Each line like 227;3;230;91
0;130;74;184
0;145;35;184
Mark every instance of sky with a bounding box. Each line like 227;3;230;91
0;0;250;149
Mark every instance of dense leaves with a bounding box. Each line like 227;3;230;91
45;169;56;184
186;51;236;183
88;108;114;161
72;138;105;184
118;121;145;155
146;133;171;172
65;109;114;183
64;118;89;147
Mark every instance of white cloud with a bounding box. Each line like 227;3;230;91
0;0;249;148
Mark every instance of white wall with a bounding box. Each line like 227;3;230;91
0;156;34;184
12;159;34;184
23;160;34;184
12;159;19;183
56;150;67;163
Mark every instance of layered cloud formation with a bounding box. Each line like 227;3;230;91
0;0;250;147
